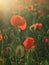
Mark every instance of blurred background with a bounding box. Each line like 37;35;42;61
0;0;49;65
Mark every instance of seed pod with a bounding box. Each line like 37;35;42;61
15;45;25;58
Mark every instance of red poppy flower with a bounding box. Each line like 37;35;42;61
28;6;34;11
33;23;42;29
10;15;27;30
44;36;49;44
38;10;44;17
0;34;3;41
18;5;25;10
23;37;35;50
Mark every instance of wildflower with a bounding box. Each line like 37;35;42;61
38;10;44;17
33;23;42;29
0;34;3;41
28;6;34;11
23;37;35;50
44;36;49;45
18;5;25;10
10;15;27;30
